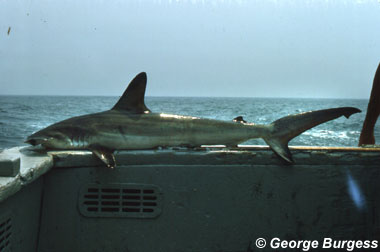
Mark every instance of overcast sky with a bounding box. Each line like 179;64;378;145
1;0;379;98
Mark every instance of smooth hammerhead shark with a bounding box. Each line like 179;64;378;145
26;72;361;168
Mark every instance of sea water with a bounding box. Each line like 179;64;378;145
0;96;376;150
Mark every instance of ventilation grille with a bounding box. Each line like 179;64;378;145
0;215;12;251
78;183;162;218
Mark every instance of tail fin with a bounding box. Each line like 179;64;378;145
264;107;361;163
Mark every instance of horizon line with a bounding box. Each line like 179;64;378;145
0;94;369;100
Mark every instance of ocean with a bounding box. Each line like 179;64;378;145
0;96;376;150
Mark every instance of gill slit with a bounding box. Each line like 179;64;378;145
70;135;74;147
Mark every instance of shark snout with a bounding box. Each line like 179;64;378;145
25;136;47;146
25;130;52;146
25;138;37;146
25;128;74;149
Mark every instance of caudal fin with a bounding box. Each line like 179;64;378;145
264;107;361;163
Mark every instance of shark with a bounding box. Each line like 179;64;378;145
26;72;361;168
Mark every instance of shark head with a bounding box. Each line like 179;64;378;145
26;125;73;149
25;72;150;154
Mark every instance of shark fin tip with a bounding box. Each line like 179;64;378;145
343;107;362;119
265;139;294;164
112;72;150;113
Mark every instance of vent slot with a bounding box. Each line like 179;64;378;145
78;183;162;218
0;215;12;251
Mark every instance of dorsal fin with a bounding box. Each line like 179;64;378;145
111;72;151;113
233;116;247;123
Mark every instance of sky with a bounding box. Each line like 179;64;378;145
0;0;379;98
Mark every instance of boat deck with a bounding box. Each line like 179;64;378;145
0;146;379;251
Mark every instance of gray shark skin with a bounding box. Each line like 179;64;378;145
26;72;361;168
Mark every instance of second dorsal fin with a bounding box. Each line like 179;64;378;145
233;116;247;123
112;72;151;114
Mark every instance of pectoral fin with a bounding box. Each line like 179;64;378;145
89;146;116;169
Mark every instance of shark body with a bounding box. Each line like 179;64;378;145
26;72;361;168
